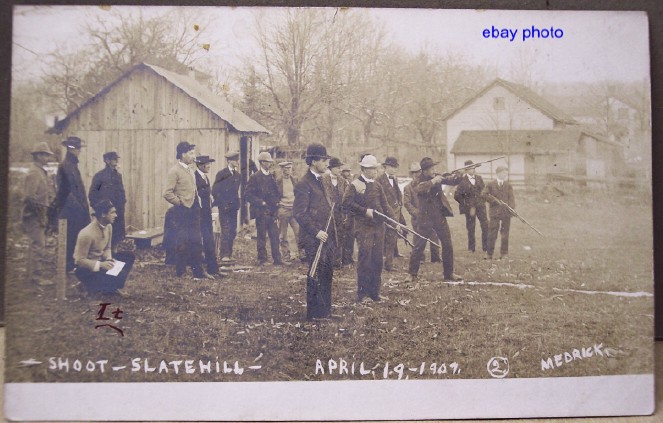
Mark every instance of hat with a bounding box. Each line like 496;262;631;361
420;157;439;171
225;151;240;160
305;143;329;159
278;161;293;167
195;155;216;164
31;141;55;156
409;162;421;173
358;154;379;168
495;165;509;173
341;164;352;172
464;160;475;167
92;199;115;217
103;151;119;161
176;141;196;159
257;151;274;162
383;156;399;168
328;157;344;169
61;136;83;149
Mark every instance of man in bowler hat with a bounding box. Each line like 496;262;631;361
212;151;242;264
195;155;220;275
293;143;336;319
454;160;489;253
406;157;463;282
54;136;91;272
376;156;406;271
163;141;212;280
246;151;283;266
89;151;126;252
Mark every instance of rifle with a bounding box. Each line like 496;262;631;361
374;210;441;249
308;202;335;279
385;222;414;248
486;194;544;237
445;156;506;175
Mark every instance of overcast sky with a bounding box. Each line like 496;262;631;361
12;6;650;85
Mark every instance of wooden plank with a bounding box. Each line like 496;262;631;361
56;219;67;301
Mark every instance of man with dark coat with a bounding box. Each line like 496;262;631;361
163;141;212;280
293;143;336;320
245;151;283;266
376;156;406;271
339;164;355;264
212;151;241;264
195;155;220;275
89;151;126;251
406;157;463;283
454;160;488;253
23;141;57;285
482;165;516;260
323;157;350;267
342;154;395;302
54;136;91;272
403;162;440;263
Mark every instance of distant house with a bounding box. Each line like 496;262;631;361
48;62;270;231
450;129;621;185
441;78;621;184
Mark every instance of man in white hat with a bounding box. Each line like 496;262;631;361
342;154;395;302
245;151;283;266
23;141;57;285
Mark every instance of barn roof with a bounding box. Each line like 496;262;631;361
441;78;578;125
49;62;270;135
450;129;617;155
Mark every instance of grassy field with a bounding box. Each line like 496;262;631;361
4;184;654;382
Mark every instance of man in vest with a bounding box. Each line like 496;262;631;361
276;161;302;262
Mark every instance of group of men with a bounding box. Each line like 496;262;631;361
22;136;133;296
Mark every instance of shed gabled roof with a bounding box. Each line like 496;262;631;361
450;129;616;155
50;62;270;135
441;78;578;125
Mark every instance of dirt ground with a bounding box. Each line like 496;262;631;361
3;185;654;382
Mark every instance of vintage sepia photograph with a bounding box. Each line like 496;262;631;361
4;5;654;420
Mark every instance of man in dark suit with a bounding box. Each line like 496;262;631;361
212;151;241;264
376;156;405;271
54;136;91;272
293;143;336;320
246;151;283;266
403;162;440;263
342;154;395;303
323;157;350;267
163;141;212;280
195;155;220;275
339;164;355;265
482;165;516;260
454;160;489;253
89;151;127;252
406;157;463;283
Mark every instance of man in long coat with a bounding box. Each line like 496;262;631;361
212;151;241;264
376;156;406;271
23;141;57;284
342;154;395;302
454;160;488;253
54;136;90;272
195;155;220;275
163;141;211;280
403;162;440;263
406;157;463;282
245;151;283;266
89;151;126;251
482;165;516;260
293;143;336;320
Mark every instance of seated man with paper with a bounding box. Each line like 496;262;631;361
73;199;135;297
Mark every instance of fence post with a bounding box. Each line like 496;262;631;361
56;219;67;301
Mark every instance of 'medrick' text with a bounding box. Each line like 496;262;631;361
541;343;605;371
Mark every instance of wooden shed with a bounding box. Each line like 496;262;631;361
48;63;270;231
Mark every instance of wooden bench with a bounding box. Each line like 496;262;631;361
126;227;164;249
